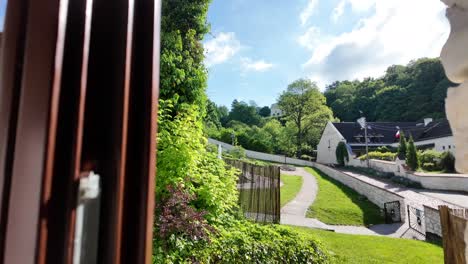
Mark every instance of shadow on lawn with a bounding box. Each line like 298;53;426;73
312;168;385;226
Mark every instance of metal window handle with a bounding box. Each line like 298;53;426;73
78;171;100;202
74;171;101;264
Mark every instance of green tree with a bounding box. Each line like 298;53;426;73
160;0;210;108
217;105;229;126
258;106;271;117
227;100;262;126
278;79;333;156
204;99;221;128
406;135;419;171
335;142;349;166
397;131;407;159
324;58;453;122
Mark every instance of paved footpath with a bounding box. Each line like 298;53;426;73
280;167;330;230
280;167;396;236
280;166;467;238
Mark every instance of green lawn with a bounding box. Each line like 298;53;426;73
291;226;443;264
305;167;384;226
280;174;303;207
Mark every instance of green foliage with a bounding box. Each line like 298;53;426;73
157;98;239;221
153;218;329;263
160;0;210;109
406;136;419;171
258;106;271;117
278;79;333;156
204;99;222;129
204;221;329;263
227;146;246;159
227;100;262;126
419;150;443;171
440;151;456;173
358;151;397;161
376;146;394;153
325;58;454;122
397;131;407;159
335;142;349;166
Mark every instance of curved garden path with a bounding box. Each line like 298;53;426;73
280;167;409;237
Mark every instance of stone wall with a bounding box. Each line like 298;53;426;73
346;157;468;192
313;163;406;221
424;205;443;237
208;138;315;167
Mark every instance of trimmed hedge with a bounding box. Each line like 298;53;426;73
358;151;396;161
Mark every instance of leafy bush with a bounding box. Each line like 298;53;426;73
156;183;215;248
406;136;419;171
228;146;246;159
440;151;456;173
419;149;442;171
157;98;239;221
358;151;396;161
421;162;437;171
335;142;349;166
154;219;329;264
205;222;329;264
376;146;395;153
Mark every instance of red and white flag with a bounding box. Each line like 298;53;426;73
395;130;400;139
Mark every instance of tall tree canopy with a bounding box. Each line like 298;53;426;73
227;100;262;126
278;79;333;156
324;58;454;122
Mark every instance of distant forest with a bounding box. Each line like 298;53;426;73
324;58;454;122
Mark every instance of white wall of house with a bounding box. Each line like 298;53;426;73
316;122;346;164
270;103;282;117
390;136;455;153
417;136;455;153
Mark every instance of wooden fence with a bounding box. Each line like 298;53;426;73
224;159;281;224
439;206;468;264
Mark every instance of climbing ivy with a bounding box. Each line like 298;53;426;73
335;142;349;166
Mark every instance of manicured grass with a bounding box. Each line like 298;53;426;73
280;175;303;207
305;167;384;226
290;226;443;264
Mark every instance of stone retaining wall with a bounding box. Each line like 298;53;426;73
312;163;406;222
424;205;442;237
208;138;315;167
346;157;468;192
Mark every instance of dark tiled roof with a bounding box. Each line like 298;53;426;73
332;119;452;144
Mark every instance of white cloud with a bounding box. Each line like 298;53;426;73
204;32;241;67
299;0;449;88
331;0;346;23
300;0;319;26
331;0;377;23
240;57;275;72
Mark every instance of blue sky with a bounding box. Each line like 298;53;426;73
204;0;449;108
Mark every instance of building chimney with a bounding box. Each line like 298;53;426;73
424;118;433;127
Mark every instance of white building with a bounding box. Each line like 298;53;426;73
270;103;283;117
316;119;455;164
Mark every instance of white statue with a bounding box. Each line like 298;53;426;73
440;0;468;173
